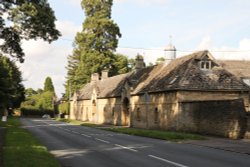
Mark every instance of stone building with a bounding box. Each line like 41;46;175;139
70;50;250;139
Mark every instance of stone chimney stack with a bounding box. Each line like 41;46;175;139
101;70;109;80
135;54;145;70
91;73;99;83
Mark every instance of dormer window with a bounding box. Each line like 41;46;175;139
200;60;211;70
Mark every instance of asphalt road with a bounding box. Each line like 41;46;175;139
21;118;250;167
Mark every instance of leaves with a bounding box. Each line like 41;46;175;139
44;77;55;93
0;55;25;114
65;0;125;96
0;0;61;62
21;77;56;113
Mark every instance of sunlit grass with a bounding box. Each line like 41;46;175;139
55;118;206;141
56;118;99;127
106;128;206;142
1;117;60;167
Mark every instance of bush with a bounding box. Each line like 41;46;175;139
21;108;54;117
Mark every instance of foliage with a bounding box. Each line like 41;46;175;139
65;0;125;96
156;57;166;64
25;88;37;97
43;77;55;93
58;102;69;115
0;55;25;116
0;0;61;63
20;77;56;116
1;117;60;167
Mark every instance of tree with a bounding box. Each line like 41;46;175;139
65;0;121;94
0;0;61;63
44;77;55;93
156;57;165;64
110;54;133;76
25;88;37;97
21;77;56;117
0;55;25;116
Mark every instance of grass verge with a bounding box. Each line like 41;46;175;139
1;117;60;167
56;118;99;127
56;118;206;142
106;127;206;142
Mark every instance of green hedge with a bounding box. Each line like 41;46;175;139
21;108;54;117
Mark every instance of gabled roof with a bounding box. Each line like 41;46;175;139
77;50;249;100
78;73;130;99
216;60;250;78
131;50;248;94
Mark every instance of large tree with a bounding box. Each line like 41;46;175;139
65;0;122;96
44;76;55;93
0;55;25;116
0;0;61;63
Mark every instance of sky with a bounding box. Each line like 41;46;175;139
18;0;250;97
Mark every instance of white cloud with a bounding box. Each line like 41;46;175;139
196;36;213;50
195;38;250;60
56;21;81;40
239;38;250;50
19;40;71;97
19;20;81;97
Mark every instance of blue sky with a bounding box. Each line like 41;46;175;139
19;0;250;97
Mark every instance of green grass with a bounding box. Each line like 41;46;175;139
106;127;206;142
55;118;206;142
1;117;60;167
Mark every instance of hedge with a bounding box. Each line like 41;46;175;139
21;108;54;117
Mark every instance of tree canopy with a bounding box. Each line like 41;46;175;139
0;0;61;62
65;0;127;96
21;77;56;116
0;55;25;115
44;77;55;93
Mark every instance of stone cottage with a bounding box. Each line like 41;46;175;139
70;50;250;139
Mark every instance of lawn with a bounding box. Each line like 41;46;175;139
1;117;60;167
105;127;206;142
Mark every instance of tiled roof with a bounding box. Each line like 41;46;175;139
217;60;250;78
78;73;129;99
131;50;249;94
77;50;249;100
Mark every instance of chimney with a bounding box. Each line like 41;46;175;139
135;54;145;70
91;73;99;83
101;70;109;80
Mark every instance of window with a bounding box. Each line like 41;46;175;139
154;108;159;123
112;107;115;117
136;107;141;121
200;61;211;70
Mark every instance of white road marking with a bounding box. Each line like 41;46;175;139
95;138;110;144
72;131;80;134
81;134;91;138
115;144;138;152
148;155;189;167
64;129;70;131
